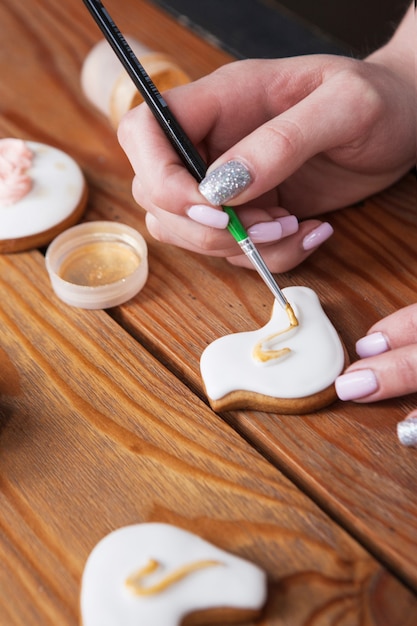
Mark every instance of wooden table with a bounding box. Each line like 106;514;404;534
1;1;416;624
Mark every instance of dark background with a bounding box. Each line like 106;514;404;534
150;0;410;58
274;0;409;53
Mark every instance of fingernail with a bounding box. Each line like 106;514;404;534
278;215;299;237
198;160;252;206
186;204;229;229
356;332;389;358
248;221;282;243
397;416;417;447
247;215;299;243
302;222;334;251
335;369;378;401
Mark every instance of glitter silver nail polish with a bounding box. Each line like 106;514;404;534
198;160;252;206
397;416;417;447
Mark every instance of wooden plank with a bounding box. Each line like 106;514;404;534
1;251;415;624
31;0;415;590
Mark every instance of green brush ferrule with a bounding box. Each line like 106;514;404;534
222;205;248;242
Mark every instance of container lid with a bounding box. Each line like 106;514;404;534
45;221;148;309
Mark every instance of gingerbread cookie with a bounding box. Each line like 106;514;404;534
80;523;267;625
200;286;347;414
0;138;87;253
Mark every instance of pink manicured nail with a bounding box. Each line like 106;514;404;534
247;215;299;243
247;221;283;243
335;369;378;401
356;332;389;358
302;222;334;251
186;204;229;229
278;215;299;237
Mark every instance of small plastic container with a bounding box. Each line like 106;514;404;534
45;221;148;309
81;36;191;127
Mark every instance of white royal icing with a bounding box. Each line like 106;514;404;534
80;523;267;626
0;141;84;239
200;286;345;401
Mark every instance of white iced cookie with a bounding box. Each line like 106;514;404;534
0;139;87;253
80;523;267;626
200;286;347;414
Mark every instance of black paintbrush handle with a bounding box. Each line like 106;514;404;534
82;0;207;181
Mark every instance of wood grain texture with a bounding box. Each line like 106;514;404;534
0;0;416;623
112;174;417;590
2;252;415;625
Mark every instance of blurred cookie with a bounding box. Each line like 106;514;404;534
0;138;87;253
80;523;267;625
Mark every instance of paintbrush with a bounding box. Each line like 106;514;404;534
82;0;294;314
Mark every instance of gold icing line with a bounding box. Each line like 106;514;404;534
285;303;299;328
125;559;223;596
253;301;299;363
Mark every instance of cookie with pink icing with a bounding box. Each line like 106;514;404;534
200;286;347;414
80;523;267;626
0;138;87;253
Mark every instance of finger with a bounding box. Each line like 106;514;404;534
227;220;333;273
147;213;332;272
355;304;417;358
140;185;297;252
145;206;305;258
118;100;204;216
335;345;417;403
355;304;417;357
145;211;241;256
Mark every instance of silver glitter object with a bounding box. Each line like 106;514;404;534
397;416;417;447
198;160;252;206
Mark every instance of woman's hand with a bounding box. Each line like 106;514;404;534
117;5;414;273
335;304;417;445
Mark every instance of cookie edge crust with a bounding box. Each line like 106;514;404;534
0;181;88;253
206;341;349;415
182;605;263;625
